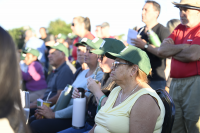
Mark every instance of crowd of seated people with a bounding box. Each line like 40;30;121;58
4;0;200;132
0;25;168;133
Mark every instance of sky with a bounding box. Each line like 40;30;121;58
0;0;180;38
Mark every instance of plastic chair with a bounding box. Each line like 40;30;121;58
156;89;175;133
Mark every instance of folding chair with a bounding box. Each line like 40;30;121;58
156;89;175;133
20;90;30;124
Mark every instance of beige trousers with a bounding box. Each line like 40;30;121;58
29;89;46;103
170;76;200;133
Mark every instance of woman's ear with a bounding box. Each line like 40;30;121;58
130;65;139;77
81;22;85;29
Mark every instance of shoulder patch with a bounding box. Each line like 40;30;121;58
99;40;106;48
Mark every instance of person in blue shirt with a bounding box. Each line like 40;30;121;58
25;30;47;66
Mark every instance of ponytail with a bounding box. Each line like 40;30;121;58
84;17;91;31
74;16;91;31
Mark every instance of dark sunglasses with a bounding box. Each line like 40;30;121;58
71;23;75;26
97;55;104;62
112;61;129;70
178;7;188;12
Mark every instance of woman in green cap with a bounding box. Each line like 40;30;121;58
22;48;47;102
61;38;125;133
87;45;165;133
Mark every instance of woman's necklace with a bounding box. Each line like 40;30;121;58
119;83;140;104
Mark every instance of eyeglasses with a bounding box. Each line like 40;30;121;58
71;23;75;26
179;7;188;12
97;55;104;62
112;61;129;70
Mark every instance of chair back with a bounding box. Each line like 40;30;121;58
156;89;175;133
20;91;30;124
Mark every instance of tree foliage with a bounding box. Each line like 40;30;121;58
47;19;72;36
8;27;26;49
118;34;125;41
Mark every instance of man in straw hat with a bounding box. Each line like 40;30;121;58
158;0;200;132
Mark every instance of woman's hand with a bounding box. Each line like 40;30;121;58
34;110;43;119
87;77;101;95
72;88;80;98
72;88;87;99
37;105;55;119
87;77;108;106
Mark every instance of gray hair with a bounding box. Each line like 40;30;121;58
167;19;181;33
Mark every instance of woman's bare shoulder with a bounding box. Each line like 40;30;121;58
0;118;14;133
131;94;160;116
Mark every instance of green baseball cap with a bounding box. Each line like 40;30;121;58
90;37;106;49
74;38;92;47
49;43;69;57
91;38;125;55
57;33;67;40
74;37;104;49
23;47;40;58
20;52;27;60
105;45;151;75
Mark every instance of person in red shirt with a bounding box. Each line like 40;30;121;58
158;0;200;132
95;25;102;38
95;22;115;39
71;16;95;63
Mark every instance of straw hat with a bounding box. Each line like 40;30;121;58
172;0;200;8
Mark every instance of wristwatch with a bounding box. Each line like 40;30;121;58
144;43;149;49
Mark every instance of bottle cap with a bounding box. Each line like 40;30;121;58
147;29;154;35
77;88;85;98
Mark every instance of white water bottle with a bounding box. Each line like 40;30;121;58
72;88;86;129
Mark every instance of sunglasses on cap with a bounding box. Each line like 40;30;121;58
112;61;129;70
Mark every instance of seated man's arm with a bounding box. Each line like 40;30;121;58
50;66;74;105
30;90;62;108
173;44;200;62
47;90;62;105
30;95;44;108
